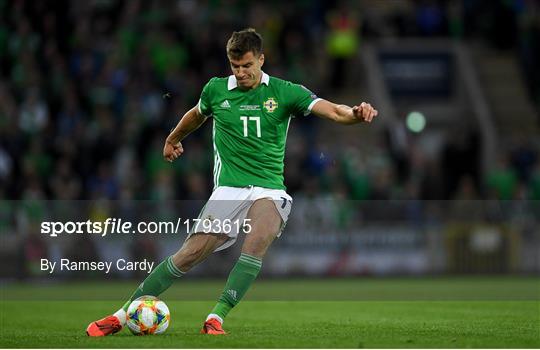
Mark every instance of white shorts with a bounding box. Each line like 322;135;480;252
187;186;293;252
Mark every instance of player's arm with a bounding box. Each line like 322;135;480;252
310;99;378;125
163;106;208;162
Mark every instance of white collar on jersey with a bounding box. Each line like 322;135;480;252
227;71;270;90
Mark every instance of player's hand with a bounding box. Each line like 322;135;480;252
352;102;378;123
163;140;184;162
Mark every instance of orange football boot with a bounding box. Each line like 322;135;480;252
200;318;227;335
86;315;123;336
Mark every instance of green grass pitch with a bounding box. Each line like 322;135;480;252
1;277;539;348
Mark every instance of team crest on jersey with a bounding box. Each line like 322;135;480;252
263;98;278;113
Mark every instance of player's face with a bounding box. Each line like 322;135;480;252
228;51;265;90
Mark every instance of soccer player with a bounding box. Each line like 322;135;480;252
86;28;377;336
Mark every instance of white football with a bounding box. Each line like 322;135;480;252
126;295;170;335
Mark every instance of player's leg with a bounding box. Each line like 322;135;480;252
120;232;229;309
202;199;282;334
86;232;228;336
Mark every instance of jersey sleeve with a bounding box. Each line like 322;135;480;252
286;82;322;117
197;78;216;117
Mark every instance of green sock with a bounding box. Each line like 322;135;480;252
122;256;184;311
210;253;262;321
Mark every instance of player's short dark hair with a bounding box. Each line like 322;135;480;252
226;28;263;59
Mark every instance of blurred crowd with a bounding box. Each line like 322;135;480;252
1;0;539;202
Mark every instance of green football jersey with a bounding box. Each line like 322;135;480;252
198;72;320;190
